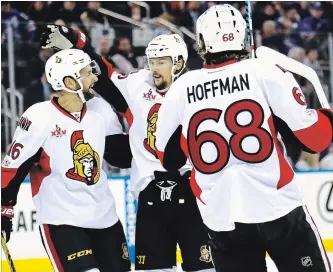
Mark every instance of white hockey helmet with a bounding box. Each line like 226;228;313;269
45;49;98;103
196;4;247;55
145;34;188;80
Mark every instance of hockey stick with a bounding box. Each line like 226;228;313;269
256;46;330;109
245;1;255;58
1;232;16;272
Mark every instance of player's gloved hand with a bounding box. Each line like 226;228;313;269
1;205;14;242
318;108;333;141
40;25;87;51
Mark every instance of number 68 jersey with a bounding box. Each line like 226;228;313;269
1;97;124;229
155;59;333;232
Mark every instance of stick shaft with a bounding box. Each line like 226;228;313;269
245;1;255;58
1;234;16;272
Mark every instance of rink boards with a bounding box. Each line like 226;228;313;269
1;171;333;271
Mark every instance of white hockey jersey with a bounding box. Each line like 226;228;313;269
155;59;333;231
109;70;191;197
1;97;124;228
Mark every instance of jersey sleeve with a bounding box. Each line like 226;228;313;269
258;63;333;153
156;82;187;171
74;30;132;124
1;105;47;206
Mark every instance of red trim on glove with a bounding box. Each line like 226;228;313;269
102;57;115;78
1;206;14;218
293;110;333;153
75;30;87;49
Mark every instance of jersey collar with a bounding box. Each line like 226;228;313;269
155;88;168;97
203;60;239;69
51;97;87;123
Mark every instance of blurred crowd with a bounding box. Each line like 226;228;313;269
1;1;333;172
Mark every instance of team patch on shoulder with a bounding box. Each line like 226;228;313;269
18;116;32;131
199;245;212;263
122;243;129;260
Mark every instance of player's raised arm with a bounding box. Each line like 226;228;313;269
1;105;48;242
155;83;187;171
258;63;333;153
40;25;131;116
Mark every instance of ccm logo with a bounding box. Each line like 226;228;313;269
1;207;14;218
68;249;92;261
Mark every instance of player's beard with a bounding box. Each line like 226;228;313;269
154;78;168;90
83;88;96;101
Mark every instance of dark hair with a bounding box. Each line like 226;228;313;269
202;50;249;65
173;56;184;75
197;34;249;65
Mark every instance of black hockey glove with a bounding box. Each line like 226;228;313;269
1;205;14;242
40;24;88;51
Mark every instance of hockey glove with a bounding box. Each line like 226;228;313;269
40;25;87;51
318;108;333;142
1;205;14;242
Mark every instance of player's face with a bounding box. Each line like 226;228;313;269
148;57;173;90
80;65;98;93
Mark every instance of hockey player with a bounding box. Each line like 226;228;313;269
41;26;215;272
1;49;131;272
154;4;333;272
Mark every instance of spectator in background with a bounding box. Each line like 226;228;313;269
288;46;306;63
27;48;53;82
304;48;324;81
303;48;328;108
297;1;311;19
27;2;49;24
278;3;300;30
97;37;117;68
111;36;138;74
253;2;280;30
99;37;112;58
261;20;286;53
27;1;50;41
279;13;303;53
1;1;36;42
23;71;53;111
295;151;320;171
299;2;328;35
80;1;115;50
56;1;82;24
178;1;202;32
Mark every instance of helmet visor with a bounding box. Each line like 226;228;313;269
90;60;101;76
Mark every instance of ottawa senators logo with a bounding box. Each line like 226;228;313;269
143;103;161;158
199;245;212;263
66;130;100;185
122;243;129;260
